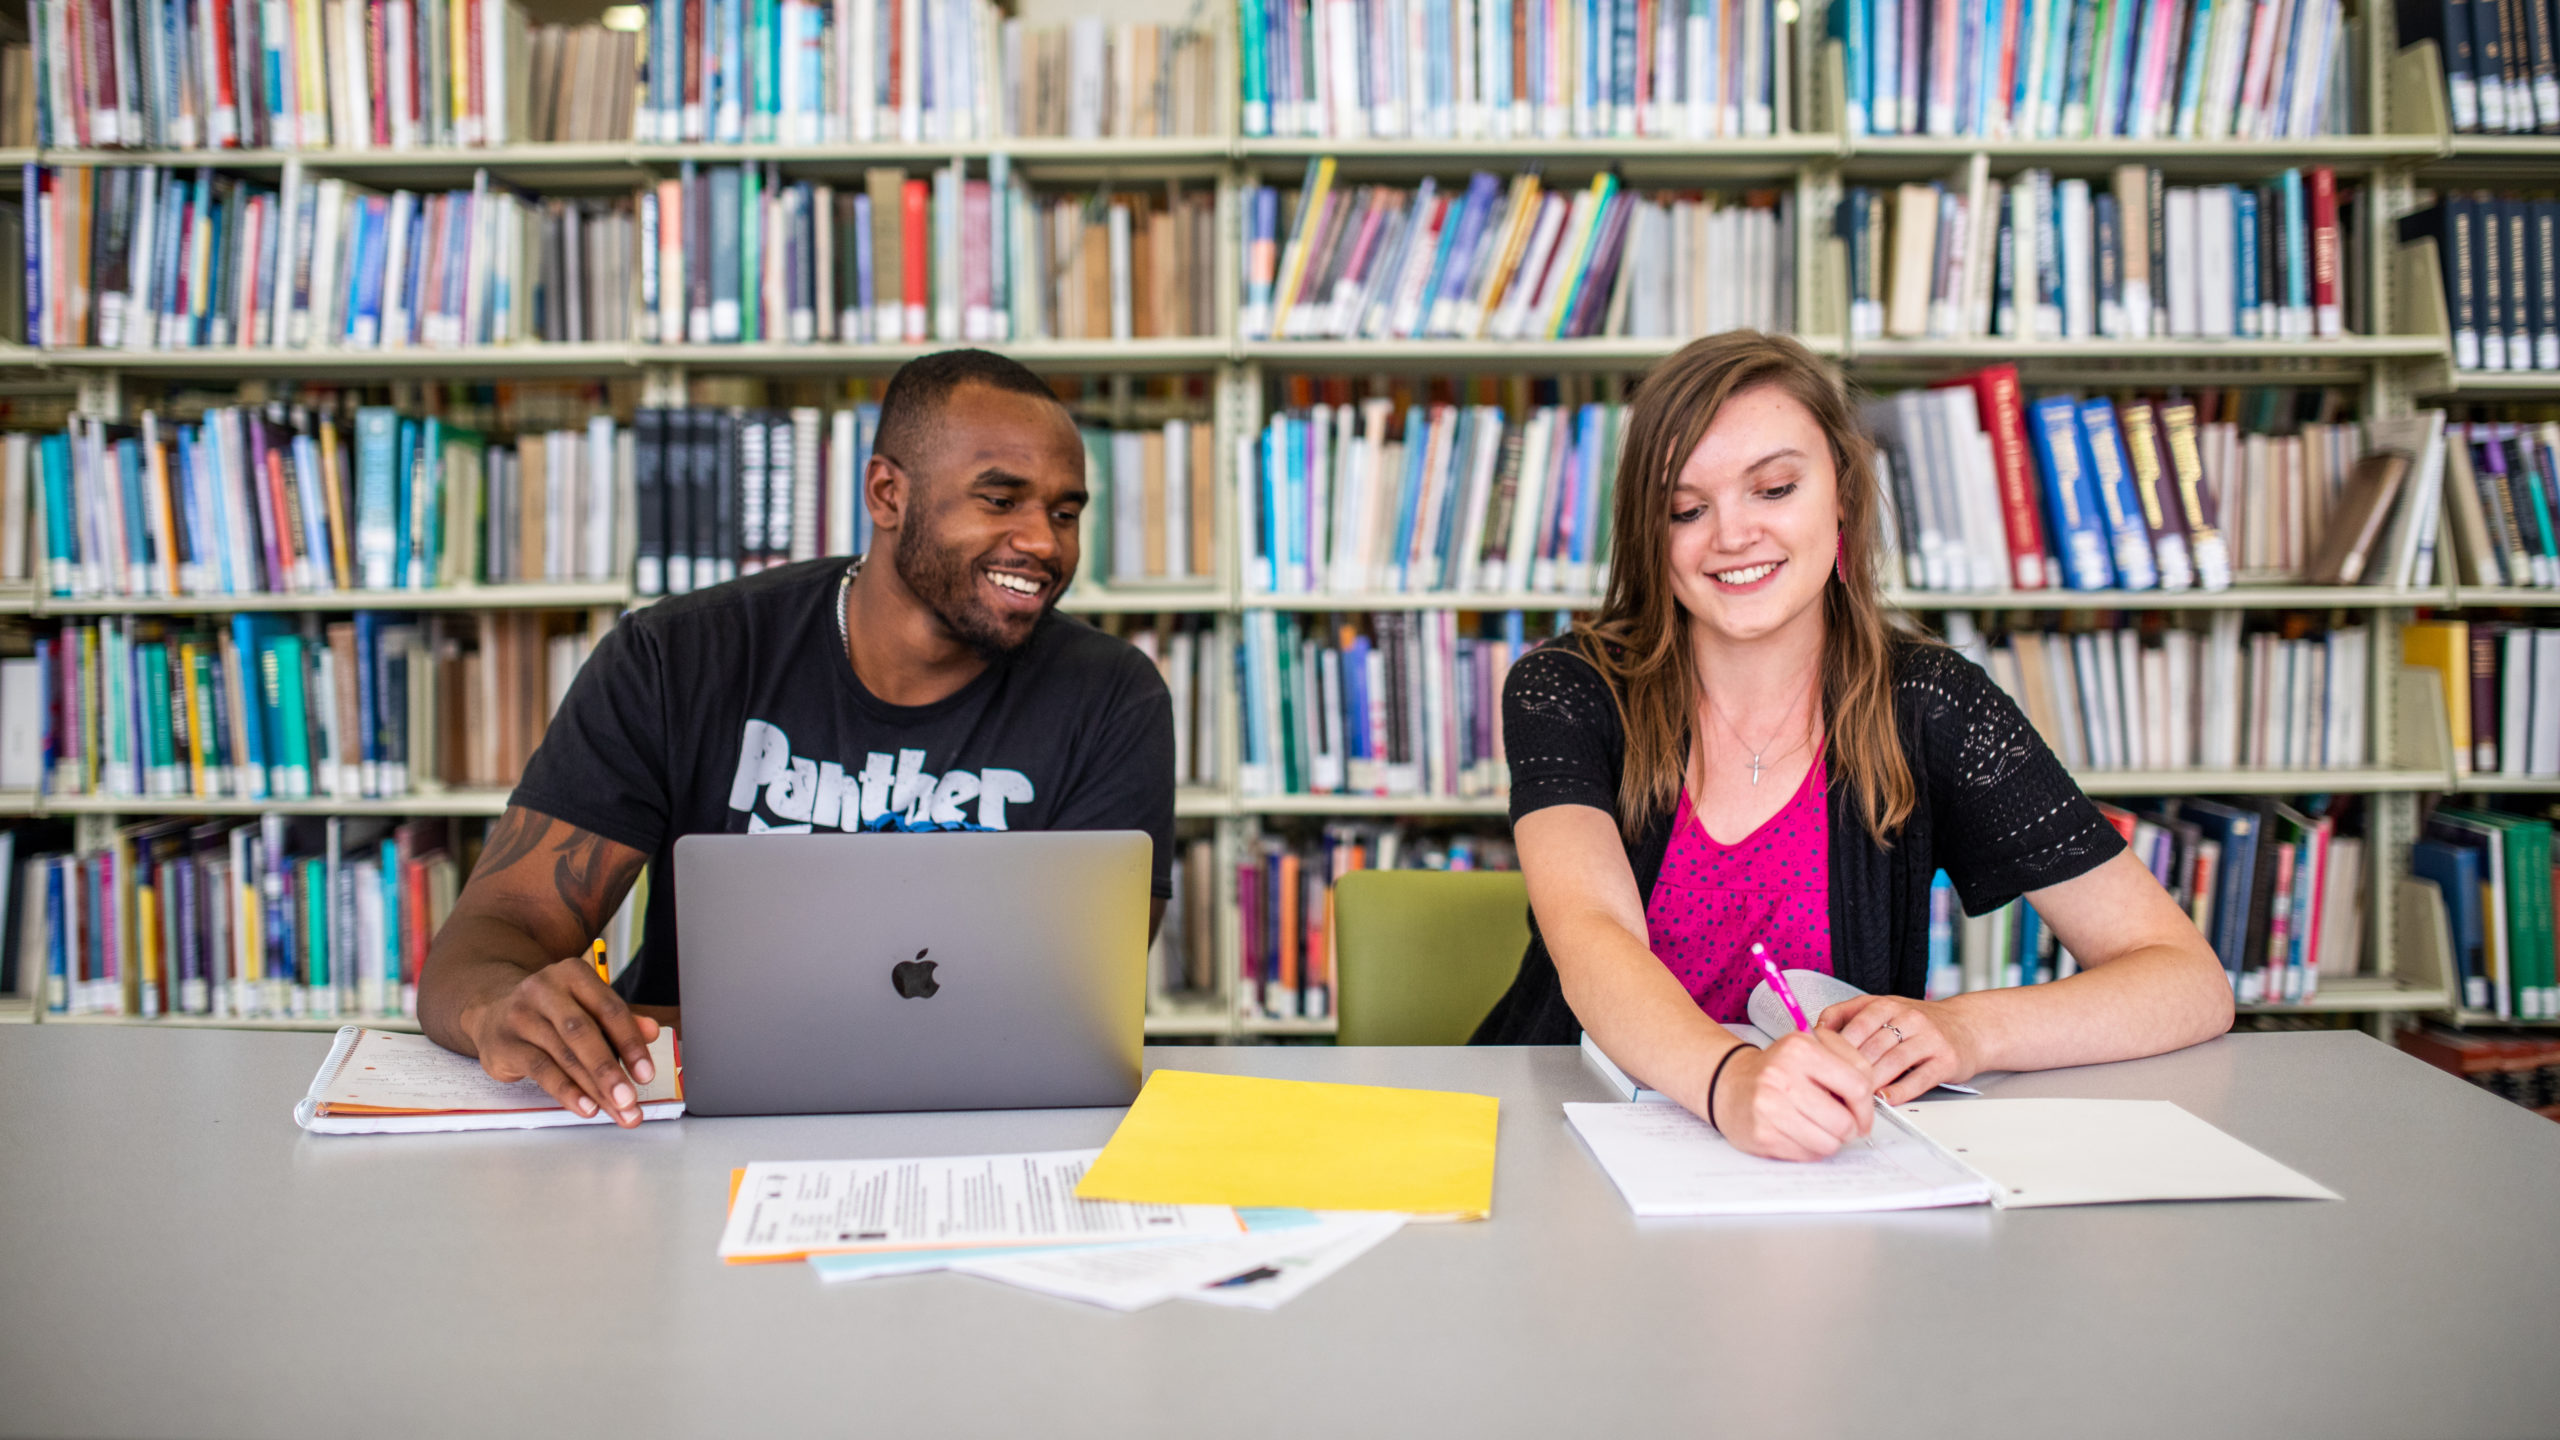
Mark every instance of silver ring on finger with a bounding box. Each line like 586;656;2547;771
1884;1024;1906;1045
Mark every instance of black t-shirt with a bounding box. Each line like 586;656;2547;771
511;557;1176;1005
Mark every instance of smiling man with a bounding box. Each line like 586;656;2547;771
413;349;1176;1123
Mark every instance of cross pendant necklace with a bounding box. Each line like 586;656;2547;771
1747;751;1765;786
1706;668;1819;787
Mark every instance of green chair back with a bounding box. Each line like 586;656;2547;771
1332;870;1532;1046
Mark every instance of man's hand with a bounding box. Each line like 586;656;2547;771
418;807;653;1122
465;957;662;1126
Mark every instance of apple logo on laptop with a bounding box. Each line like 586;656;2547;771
891;949;941;999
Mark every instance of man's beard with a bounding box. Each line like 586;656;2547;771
892;512;1061;659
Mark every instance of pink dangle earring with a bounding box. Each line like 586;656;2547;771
1834;532;1846;583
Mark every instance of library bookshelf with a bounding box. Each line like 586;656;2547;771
5;0;2554;1042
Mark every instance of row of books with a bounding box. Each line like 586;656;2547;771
1244;166;1794;343
1148;834;1219;1007
20;0;1220;151
634;165;1215;346
1842;164;2351;343
1244;162;1789;343
2400;195;2560;375
1235;823;1519;1022
1236;609;1545;800
2412;805;2560;1020
40;407;625;600
1869;367;2447;594
2443;421;2560;591
25;162;1217;352
1249;388;1622;598
25;0;531;150
2452;623;2560;779
1839;0;2353;138
1102;616;1224;792
1237;0;1789;140
27;166;641;350
634;5;1219;143
1946;610;2372;773
524;23;646;143
25;609;599;802
1924;810;2365;1008
2398;0;2560;133
27;815;472;1019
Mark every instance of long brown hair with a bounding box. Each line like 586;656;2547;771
1578;331;1915;845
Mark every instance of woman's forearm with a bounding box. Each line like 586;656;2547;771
1941;941;2235;1075
1551;906;1750;1116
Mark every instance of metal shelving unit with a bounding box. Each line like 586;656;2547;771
11;4;2528;1044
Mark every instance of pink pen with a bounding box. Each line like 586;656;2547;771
1755;944;1812;1033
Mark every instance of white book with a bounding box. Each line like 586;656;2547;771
2195;186;2235;338
2164;187;2200;337
2059;178;2095;337
1489;196;1570;340
2534;630;2560;778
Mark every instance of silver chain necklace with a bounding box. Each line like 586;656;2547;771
1704;669;1819;786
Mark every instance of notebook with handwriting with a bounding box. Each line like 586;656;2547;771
1567;1096;2337;1215
295;1026;684;1134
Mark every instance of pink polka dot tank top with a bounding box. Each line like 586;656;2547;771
1644;756;1834;1023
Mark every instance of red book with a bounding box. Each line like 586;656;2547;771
205;0;240;146
682;0;702;137
367;0;391;147
1946;364;2051;590
1632;0;1651;126
900;178;928;342
2308;166;2342;338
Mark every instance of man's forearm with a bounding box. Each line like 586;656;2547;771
417;912;577;1057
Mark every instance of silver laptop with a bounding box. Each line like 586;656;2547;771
673;830;1149;1116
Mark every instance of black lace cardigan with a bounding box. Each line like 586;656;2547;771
1471;634;2127;1046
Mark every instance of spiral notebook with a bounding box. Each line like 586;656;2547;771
294;1026;684;1134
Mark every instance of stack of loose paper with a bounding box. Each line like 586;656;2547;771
294;1026;684;1133
716;1151;1406;1311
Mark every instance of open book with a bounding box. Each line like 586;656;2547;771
295;1026;684;1134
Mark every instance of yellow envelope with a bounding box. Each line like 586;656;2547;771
1074;1069;1500;1220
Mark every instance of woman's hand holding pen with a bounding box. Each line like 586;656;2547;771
1705;1030;1880;1162
1819;995;1980;1105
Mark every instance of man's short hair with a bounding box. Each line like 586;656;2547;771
872;348;1066;472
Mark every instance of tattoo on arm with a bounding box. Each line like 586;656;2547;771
555;830;645;935
475;807;648;943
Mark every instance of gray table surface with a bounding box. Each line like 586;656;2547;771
2;1027;2556;1440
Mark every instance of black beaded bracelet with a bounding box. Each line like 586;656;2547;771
1702;1045;1747;1135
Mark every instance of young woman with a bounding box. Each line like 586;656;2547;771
1473;332;2234;1162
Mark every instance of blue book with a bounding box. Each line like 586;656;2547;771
1344;634;1371;768
1572;403;1608;576
2026;395;2116;589
2280;168;2310;336
2076;399;2158;590
1433;176;1507;335
114;439;148;582
38;434;73;594
1244;187;1280;338
988;153;1009;335
229;614;276;798
380;838;403;993
415;418;443;588
21;162;39;342
1836;0;1871;132
2176;798;2263;981
2235;186;2261;335
1254;418;1282;591
1378;177;1441;335
1927;871;1957;995
392;417;417;589
352;408;400;590
2410;839;2486;1008
352;611;381;793
348;196;387;348
1238;0;1269;134
1428;409;1479;588
44;858;65;1011
1611;0;1638;127
850;191;876;338
1390;407;1430;589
